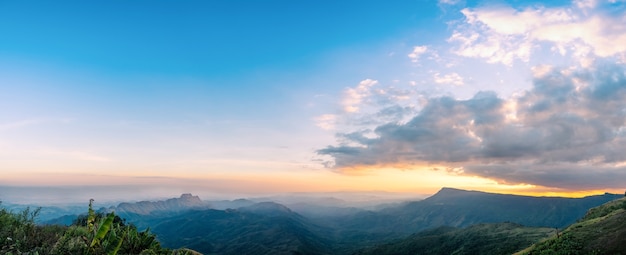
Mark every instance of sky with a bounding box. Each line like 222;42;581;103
1;0;626;203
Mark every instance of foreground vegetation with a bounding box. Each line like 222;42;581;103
0;200;199;255
3;190;625;255
353;222;555;255
516;197;626;255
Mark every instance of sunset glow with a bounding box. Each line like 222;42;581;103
2;0;626;203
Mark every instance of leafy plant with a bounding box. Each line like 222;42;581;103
1;200;199;255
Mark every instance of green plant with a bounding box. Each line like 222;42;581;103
1;199;199;255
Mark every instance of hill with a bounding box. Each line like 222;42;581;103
516;196;626;255
0;201;199;255
115;193;207;215
323;188;622;235
152;202;334;255
30;188;624;254
354;222;555;255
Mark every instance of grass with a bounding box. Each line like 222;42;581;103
516;197;626;255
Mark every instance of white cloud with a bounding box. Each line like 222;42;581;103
343;79;378;113
408;45;428;63
439;0;461;5
575;0;598;9
449;2;626;66
314;114;337;130
433;72;465;86
319;63;626;190
531;65;554;78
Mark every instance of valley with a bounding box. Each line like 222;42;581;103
4;187;623;254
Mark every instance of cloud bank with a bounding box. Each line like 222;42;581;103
317;0;626;190
319;63;626;190
449;0;626;66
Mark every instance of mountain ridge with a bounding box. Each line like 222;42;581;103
27;187;625;254
115;193;206;215
325;187;622;235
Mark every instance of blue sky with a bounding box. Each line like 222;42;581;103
2;0;626;202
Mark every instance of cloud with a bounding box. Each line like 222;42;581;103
318;62;626;190
408;46;429;63
342;79;378;113
449;1;626;65
324;79;422;131
314;114;337;130
439;0;461;5
433;72;465;86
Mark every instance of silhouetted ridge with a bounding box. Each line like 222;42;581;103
425;187;488;201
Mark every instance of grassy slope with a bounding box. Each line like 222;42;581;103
516;197;626;255
353;222;555;255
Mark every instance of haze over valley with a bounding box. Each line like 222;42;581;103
2;0;626;254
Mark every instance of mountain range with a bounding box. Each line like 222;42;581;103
28;188;626;254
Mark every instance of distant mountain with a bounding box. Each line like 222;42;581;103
34;188;624;254
152;202;334;255
354;222;555;255
325;188;622;235
115;193;207;215
0;202;91;224
286;202;366;219
205;198;256;210
516;196;626;255
237;201;294;216
40;193;209;228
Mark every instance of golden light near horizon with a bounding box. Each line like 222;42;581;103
2;0;626;204
3;166;619;199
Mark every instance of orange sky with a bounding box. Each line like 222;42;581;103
2;168;619;199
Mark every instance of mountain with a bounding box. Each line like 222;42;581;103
152;202;334;255
516;196;626;255
354;222;555;255
33;188;624;254
1;202;94;224
205;198;256;210
324;188;622;235
115;193;207;215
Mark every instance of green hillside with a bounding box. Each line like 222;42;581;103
152;202;334;255
353;222;555;255
0;201;199;255
516;196;626;255
324;188;622;236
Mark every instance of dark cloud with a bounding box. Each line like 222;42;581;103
318;63;626;190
